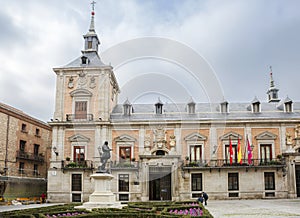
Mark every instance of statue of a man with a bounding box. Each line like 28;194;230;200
98;141;112;173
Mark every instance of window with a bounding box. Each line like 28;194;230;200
21;123;27;132
264;172;275;190
118;174;129;192
35;128;40;136
72;174;82;191
75;101;87;119
260;144;272;162
156;105;162;114
285;102;292;113
253;102;260;113
228;173;239;190
190;145;202;162
19;162;25;174
34;164;38;176
73;146;85;162
191;173;202;191
34;144;40;156
119;194;129;201
81;56;88;65
187;102;195;114
119;147;131;161
20;140;26;152
225;144;237;164
72;194;81;202
88;41;92;49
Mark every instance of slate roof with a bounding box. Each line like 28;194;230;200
63;51;107;68
111;101;300;122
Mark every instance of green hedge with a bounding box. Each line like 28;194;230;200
0;201;213;218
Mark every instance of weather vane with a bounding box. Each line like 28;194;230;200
91;1;96;12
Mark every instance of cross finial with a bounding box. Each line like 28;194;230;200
270;66;272;74
91;1;96;12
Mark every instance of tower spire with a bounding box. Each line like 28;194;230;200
82;1;100;53
267;66;280;103
89;1;96;32
269;66;275;88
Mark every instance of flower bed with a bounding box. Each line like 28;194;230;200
0;201;213;218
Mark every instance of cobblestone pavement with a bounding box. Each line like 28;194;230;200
205;199;300;218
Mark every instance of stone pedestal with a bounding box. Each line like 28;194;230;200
76;173;122;210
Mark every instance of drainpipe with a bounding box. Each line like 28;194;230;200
4;115;10;176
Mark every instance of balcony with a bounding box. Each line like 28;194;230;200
66;114;94;122
16;151;44;163
183;158;284;169
110;161;139;171
61;160;94;171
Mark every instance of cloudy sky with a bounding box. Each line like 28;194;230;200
0;0;299;121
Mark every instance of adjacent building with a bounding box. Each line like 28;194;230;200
0;103;52;200
47;9;300;203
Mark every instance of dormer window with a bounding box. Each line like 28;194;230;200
187;97;196;114
155;98;163;114
123;99;132;116
220;101;228;113
284;97;293;113
81;56;88;65
252;97;260;113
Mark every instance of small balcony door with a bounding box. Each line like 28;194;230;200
73;146;85;163
75;101;87;120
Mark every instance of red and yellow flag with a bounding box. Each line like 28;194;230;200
237;138;242;164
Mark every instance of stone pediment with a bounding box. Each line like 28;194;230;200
70;88;92;97
184;133;207;141
69;134;90;142
220;131;242;140
255;131;277;140
114;134;136;142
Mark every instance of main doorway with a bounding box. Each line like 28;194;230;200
149;166;171;201
296;165;300;197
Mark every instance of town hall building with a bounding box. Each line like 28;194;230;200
47;8;300;203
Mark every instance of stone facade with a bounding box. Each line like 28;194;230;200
0;103;52;199
47;11;300;203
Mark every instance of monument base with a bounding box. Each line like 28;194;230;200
75;173;123;210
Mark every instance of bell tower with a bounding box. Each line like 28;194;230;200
267;66;280;103
52;3;119;123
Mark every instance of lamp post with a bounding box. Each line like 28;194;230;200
52;146;58;156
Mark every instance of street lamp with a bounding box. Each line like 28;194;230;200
213;145;218;154
250;144;255;151
52;146;58;156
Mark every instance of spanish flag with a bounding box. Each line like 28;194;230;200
237;138;242;164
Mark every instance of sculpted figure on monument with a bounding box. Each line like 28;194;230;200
98;141;112;173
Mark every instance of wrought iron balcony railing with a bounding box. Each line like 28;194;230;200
110;160;139;170
16;151;45;163
66;114;94;122
61;160;94;170
183;158;284;168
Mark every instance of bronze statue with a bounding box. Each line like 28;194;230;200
97;141;112;173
